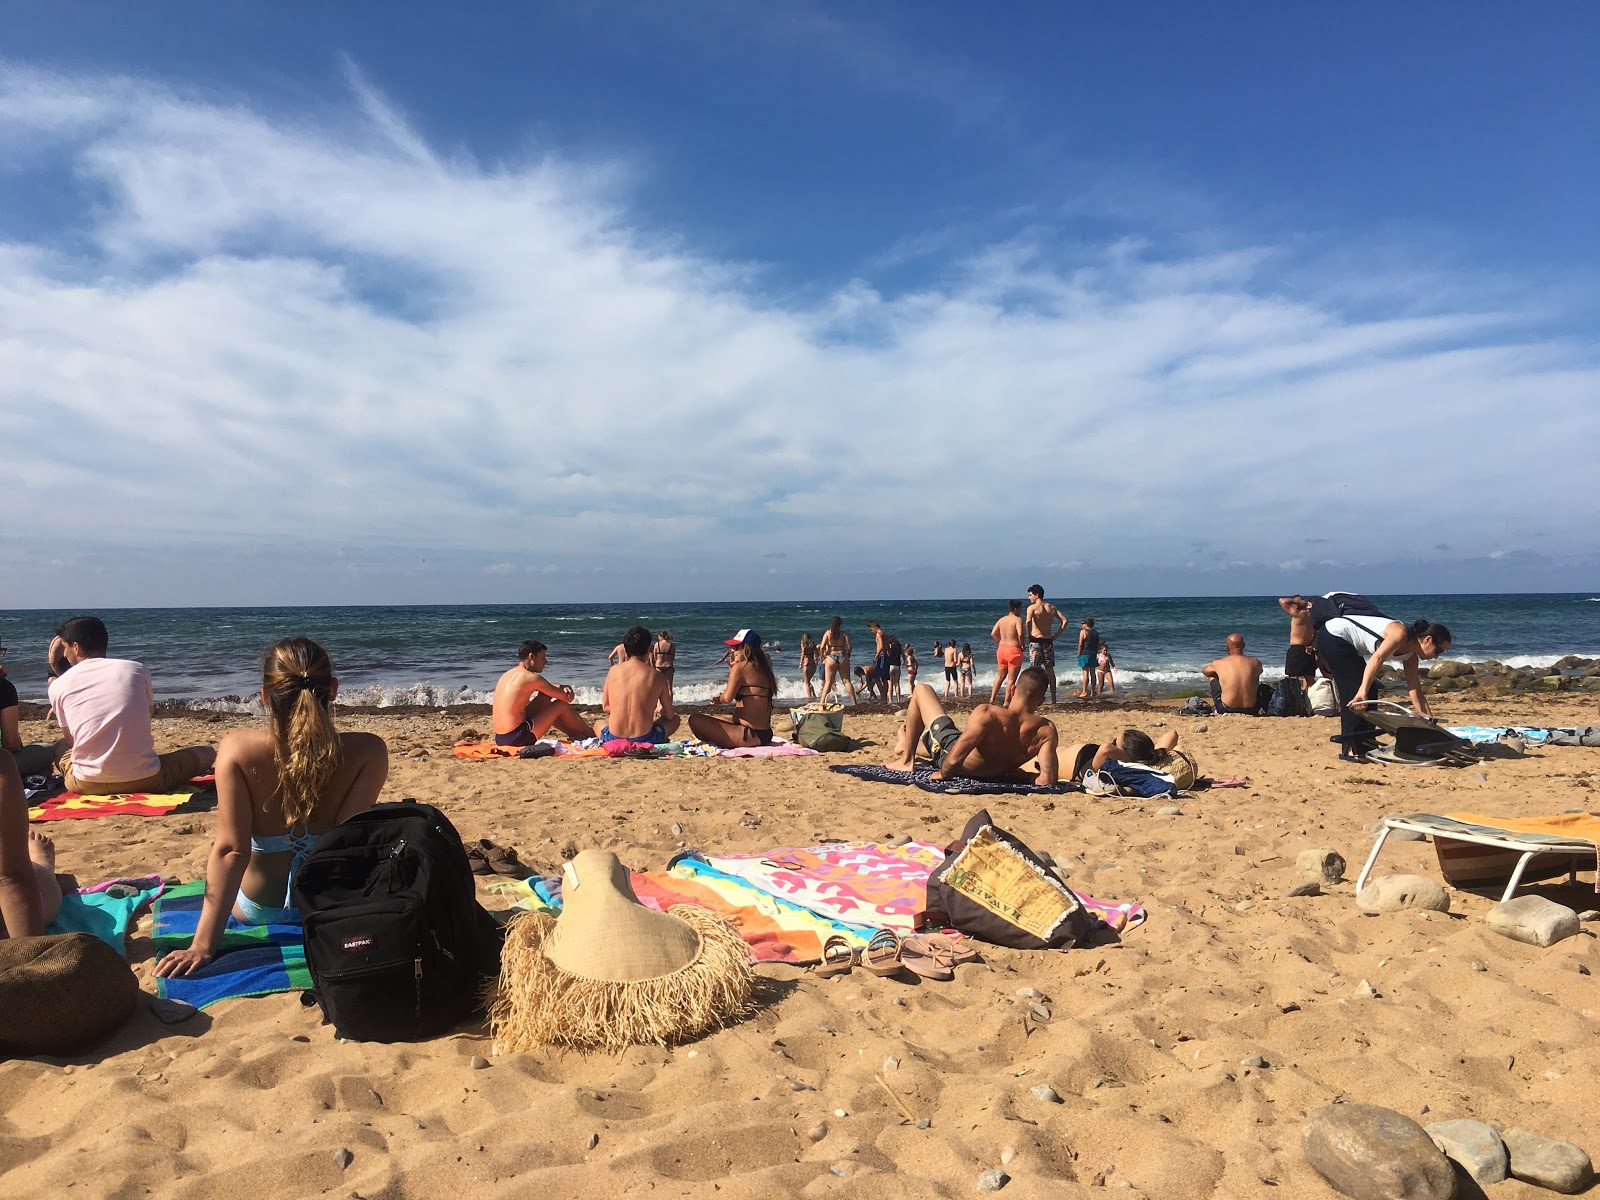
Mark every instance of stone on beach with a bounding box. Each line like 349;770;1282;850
1355;874;1450;914
1485;895;1580;947
1502;1127;1593;1194
1302;1103;1455;1200
1425;1118;1508;1184
1297;847;1346;884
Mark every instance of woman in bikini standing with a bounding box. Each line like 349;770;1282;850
690;630;780;748
799;632;820;700
155;637;388;977
817;616;857;704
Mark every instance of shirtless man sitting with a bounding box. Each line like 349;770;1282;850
492;640;595;746
1201;634;1268;714
884;667;1060;784
595;626;679;744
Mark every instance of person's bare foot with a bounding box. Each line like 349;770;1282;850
27;831;56;868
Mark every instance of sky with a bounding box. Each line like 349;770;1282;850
2;2;1598;607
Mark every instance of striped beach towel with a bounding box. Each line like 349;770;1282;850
151;881;312;1008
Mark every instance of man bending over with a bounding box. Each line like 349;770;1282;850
492;640;596;746
48;615;215;795
595;626;679;744
885;666;1060;784
1201;633;1268;714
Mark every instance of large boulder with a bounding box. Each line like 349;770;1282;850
1302;1103;1455;1200
1355;874;1451;914
1485;895;1580;947
1428;660;1475;679
1426;1118;1508;1184
1502;1127;1593;1194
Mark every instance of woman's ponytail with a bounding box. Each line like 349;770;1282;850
262;638;342;825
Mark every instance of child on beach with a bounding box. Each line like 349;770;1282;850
154;638;388;977
959;644;974;697
1097;643;1116;695
904;644;918;692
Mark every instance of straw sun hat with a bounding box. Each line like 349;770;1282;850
490;850;755;1054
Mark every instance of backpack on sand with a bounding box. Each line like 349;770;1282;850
293;801;503;1042
791;706;851;752
1267;677;1310;717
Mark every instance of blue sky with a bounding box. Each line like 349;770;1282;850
3;2;1597;605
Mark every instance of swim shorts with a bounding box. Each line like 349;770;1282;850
1285;644;1318;678
598;722;668;745
875;651;892;680
920;714;962;769
1078;653;1095;670
996;644;1023;670
1027;637;1056;670
494;721;538;747
945;666;959;682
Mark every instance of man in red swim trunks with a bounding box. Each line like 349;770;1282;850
989;599;1025;704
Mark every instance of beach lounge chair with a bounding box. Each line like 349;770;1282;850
1357;812;1599;903
1348;700;1480;766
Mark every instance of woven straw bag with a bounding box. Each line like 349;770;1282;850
0;933;139;1056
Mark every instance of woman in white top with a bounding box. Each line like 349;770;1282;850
1311;593;1452;759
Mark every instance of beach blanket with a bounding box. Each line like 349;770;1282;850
29;785;216;823
151;881;311;1009
719;741;818;758
1446;725;1600;747
46;875;165;954
830;763;1082;795
455;737;798;761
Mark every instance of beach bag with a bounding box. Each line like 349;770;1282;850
1268;677;1310;717
791;706;850;752
925;811;1092;951
0;932;139;1056
293;801;503;1043
1307;677;1340;716
1179;696;1212;716
1083;760;1180;799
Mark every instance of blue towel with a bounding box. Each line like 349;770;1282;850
151;881;311;1009
46;879;164;955
830;763;1081;795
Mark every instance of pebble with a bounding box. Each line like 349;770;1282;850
1357;979;1381;998
882;1057;899;1073
1284;881;1321;898
1016;987;1049;1000
916;1117;931;1129
1425;1118;1508;1184
1234;901;1254;913
671;823;684;835
892;997;907;1007
1158;806;1182;817
1472;962;1488;972
1194;722;1208;732
1578;909;1599;922
1485;895;1581;947
1502;1126;1594;1194
1301;1103;1454;1200
1000;1145;1018;1165
1239;1055;1267;1069
817;1024;837;1034
1028;1003;1051;1021
1297;847;1347;885
885;835;910;847
586;1133;599;1150
334;1148;353;1170
1580;965;1591;976
1472;771;1488;782
291;1034;310;1043
469;1055;489;1070
834;1108;848;1118
976;1168;1011;1191
807;1123;828;1142
790;1080;815;1092
830;1166;849;1178
1356;874;1450;914
1031;1085;1063;1104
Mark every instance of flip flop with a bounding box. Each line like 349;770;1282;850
908;932;979;965
815;934;856;977
899;934;956;982
862;929;904;977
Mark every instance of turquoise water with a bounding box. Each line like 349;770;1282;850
1;594;1594;708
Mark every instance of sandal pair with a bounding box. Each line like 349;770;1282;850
815;930;906;978
468;838;531;879
900;933;979;982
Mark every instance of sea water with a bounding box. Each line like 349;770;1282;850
1;594;1594;708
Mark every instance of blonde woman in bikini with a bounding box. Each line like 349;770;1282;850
817;616;857;704
155;637;388;977
799;632;820;700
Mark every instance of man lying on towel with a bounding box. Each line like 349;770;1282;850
492;640;597;746
883;667;1060;784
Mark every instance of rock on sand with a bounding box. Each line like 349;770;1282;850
1502;1127;1594;1193
1484;896;1581;947
1355;874;1450;914
1425;1118;1508;1184
1301;1103;1454;1200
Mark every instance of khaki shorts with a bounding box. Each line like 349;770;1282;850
1153;748;1198;790
65;747;209;796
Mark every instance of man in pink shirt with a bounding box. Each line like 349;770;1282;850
47;616;215;795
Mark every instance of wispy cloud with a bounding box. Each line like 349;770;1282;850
1;60;1596;604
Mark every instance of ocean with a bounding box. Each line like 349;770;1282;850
1;594;1595;710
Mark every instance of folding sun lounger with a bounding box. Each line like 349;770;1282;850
1346;700;1481;766
1357;812;1599;903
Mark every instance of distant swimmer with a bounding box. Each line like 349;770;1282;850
1201;634;1268;714
1023;584;1068;704
596;626;679;744
492;640;595;746
989;600;1025;704
883;668;1060;784
1307;593;1453;760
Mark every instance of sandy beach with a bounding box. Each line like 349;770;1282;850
3;690;1597;1200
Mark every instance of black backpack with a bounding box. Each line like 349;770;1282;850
292;801;503;1042
1267;676;1310;717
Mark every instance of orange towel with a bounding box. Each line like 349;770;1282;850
1446;811;1600;842
1436;811;1599;892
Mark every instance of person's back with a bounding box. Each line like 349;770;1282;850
599;627;678;742
1203;634;1264;712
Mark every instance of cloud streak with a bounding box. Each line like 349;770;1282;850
1;60;1596;605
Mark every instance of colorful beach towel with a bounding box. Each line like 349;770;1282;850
46;875;165;954
1446;726;1600;747
29;786;216;823
151;881;311;1008
830;763;1082;795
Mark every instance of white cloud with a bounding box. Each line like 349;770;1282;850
1;61;1597;605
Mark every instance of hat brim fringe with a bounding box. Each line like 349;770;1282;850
489;905;755;1055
